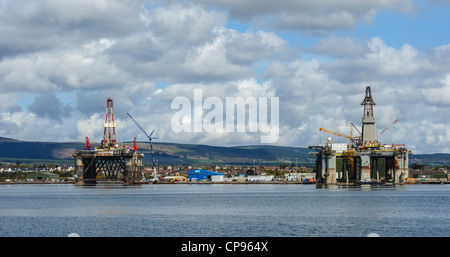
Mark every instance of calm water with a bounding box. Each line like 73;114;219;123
0;183;449;237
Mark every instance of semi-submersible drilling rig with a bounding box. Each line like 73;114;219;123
309;86;411;185
73;98;144;185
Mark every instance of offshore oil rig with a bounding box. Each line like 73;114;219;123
309;86;411;185
73;98;144;185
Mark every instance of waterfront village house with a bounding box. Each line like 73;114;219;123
27;172;60;181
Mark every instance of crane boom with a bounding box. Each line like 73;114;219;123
380;119;399;135
127;113;152;139
127;112;157;170
319;127;361;147
319;128;352;139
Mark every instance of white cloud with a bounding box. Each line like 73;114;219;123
76;113;104;142
0;44;127;93
192;0;415;34
319;37;432;83
0;0;142;58
2;110;76;142
224;30;288;64
423;74;450;106
311;35;369;58
140;4;226;45
1;0;450;155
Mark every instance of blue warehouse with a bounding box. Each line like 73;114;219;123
188;169;225;182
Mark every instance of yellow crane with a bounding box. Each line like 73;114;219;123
319;122;361;147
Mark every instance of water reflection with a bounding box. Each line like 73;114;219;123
1;184;449;236
315;183;407;191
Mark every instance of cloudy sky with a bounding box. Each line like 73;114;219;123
1;0;450;154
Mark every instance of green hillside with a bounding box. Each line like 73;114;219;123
0;137;314;166
142;142;313;166
409;153;450;167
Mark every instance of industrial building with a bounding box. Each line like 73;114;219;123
247;175;274;182
309;86;411;185
188;169;225;182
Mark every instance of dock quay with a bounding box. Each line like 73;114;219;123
1;178;449;185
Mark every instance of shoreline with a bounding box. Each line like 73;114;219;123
1;180;449;185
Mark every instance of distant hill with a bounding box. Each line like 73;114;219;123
1;137;449;167
146;142;314;166
409;153;450;167
0;137;85;163
0;137;314;166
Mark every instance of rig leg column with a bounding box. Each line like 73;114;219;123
75;155;84;185
124;157;133;183
360;155;371;182
398;153;409;183
322;154;337;184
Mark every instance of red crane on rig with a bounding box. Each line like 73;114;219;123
84;136;92;150
380;119;399;135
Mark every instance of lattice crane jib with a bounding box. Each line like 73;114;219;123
102;97;117;148
361;86;376;118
